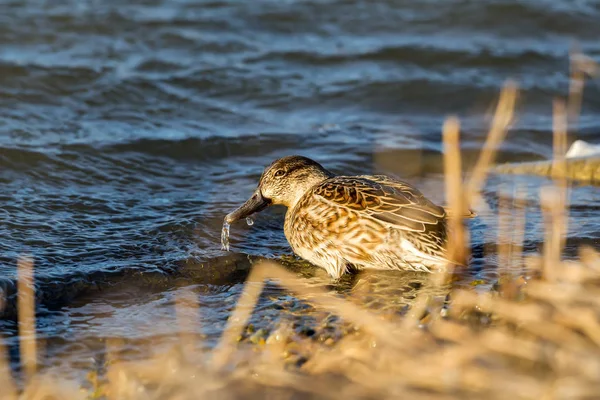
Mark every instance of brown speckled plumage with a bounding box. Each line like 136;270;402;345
225;156;459;279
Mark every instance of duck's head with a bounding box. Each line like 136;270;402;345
225;155;333;224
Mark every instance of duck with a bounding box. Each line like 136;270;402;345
225;155;467;279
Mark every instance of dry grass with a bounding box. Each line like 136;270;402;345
2;59;600;399
17;257;37;384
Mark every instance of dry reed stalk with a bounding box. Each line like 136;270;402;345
579;246;600;271
17;256;37;383
20;377;85;400
518;319;591;351
175;286;201;356
249;364;339;397
552;98;569;260
568;47;585;130
395;352;541;398
497;184;512;276
442;117;468;272
552;98;568;182
540;187;563;282
479;328;543;362
552;305;600;347
212;271;266;369
303;322;546;398
402;116;468;332
0;287;18;400
553;348;600;382
0;337;18;400
451;289;545;322
427;319;474;344
525;279;600;307
465;80;518;208
568;48;599;128
510;186;527;276
497;185;528;298
558;262;600;283
452;289;591;350
105;337;128;400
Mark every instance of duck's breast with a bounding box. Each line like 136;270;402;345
284;192;320;250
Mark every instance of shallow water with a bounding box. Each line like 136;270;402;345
1;0;599;379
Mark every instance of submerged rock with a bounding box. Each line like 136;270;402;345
0;253;260;320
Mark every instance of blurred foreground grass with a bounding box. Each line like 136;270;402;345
2;54;600;400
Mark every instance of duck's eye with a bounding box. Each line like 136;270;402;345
274;169;286;178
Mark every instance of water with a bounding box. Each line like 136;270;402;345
221;221;230;251
220;216;252;251
1;0;600;379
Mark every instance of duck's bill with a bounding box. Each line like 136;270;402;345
225;190;271;224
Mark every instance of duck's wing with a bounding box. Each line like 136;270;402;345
311;175;446;233
367;175;477;219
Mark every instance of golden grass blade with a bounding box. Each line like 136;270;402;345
442;117;468;271
552;98;569;253
105;337;125;400
0;337;18;400
553;98;568;179
17;256;37;383
568;47;599;128
479;329;542;363
497;185;511;276
452;290;590;349
542;94;571;287
540;187;563;282
496;185;528;298
175;285;202;356
525;279;600;307
579;246;600;271
212;268;267;369
510;185;527;276
553;306;600;347
20;378;86;400
408;117;466;327
568;46;585;130
427;319;474;344
572;52;600;78
466;80;518;206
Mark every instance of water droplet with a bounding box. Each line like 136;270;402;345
221;221;230;251
246;217;254;226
